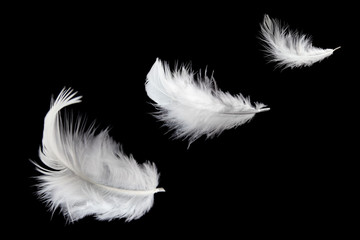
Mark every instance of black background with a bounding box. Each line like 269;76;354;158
5;2;356;238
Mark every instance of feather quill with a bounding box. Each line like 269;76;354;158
33;88;164;222
259;14;340;69
145;58;269;145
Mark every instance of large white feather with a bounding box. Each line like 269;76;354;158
34;88;164;222
145;58;269;145
259;14;340;69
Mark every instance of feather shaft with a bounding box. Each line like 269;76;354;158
92;183;165;196
221;107;270;115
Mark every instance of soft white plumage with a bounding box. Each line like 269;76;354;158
34;88;164;222
145;58;269;145
259;14;340;69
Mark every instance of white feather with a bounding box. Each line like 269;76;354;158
33;88;164;222
145;58;269;145
259;14;340;69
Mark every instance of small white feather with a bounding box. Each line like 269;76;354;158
34;88;164;222
259;14;340;69
145;59;269;145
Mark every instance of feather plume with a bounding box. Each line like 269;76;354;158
259;14;340;69
33;88;164;222
145;58;269;145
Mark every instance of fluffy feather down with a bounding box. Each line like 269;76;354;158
259;14;340;69
34;88;164;222
145;59;269;145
